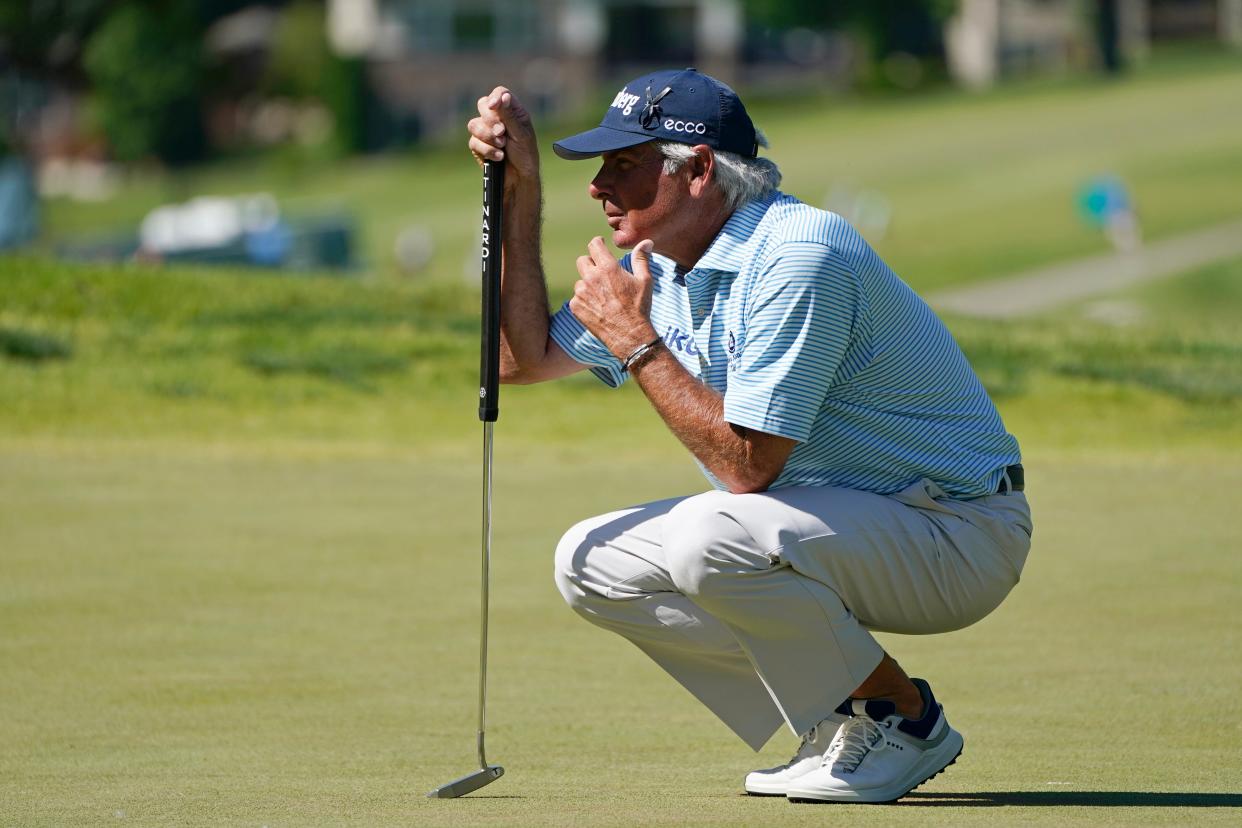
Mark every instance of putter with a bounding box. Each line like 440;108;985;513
427;159;506;799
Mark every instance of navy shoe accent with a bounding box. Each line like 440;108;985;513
836;678;944;739
896;678;942;740
837;697;899;721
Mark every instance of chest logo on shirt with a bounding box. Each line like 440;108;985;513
662;325;699;356
726;329;738;368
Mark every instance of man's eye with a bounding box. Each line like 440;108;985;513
615;160;633;171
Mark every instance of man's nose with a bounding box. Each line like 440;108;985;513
588;166;611;201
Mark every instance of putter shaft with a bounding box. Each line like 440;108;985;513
478;420;494;770
427;423;504;799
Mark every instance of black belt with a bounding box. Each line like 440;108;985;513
997;464;1024;494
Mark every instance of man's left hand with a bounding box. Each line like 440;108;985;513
570;237;659;360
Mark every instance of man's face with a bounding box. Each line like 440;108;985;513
587;143;689;250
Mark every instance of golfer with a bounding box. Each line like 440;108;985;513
466;68;1032;804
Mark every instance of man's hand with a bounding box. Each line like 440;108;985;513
467;86;539;188
570;237;659;361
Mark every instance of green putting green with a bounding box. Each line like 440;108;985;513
5;47;1242;824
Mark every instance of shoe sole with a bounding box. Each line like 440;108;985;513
786;732;963;805
745;777;800;796
745;765;825;796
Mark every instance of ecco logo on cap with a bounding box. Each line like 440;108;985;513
664;119;706;135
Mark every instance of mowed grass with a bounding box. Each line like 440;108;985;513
2;251;1241;824
38;48;1242;292
2;446;1241;826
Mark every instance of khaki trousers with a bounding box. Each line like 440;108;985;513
553;479;1032;750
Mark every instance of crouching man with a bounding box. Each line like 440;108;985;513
465;68;1032;804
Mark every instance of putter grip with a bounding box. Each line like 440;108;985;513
479;160;504;422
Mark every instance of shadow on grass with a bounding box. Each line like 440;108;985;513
900;791;1242;808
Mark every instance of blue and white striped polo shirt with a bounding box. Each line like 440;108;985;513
548;191;1021;498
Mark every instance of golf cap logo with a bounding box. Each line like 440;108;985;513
553;68;759;161
664;119;706;134
611;88;641;116
640;85;673;130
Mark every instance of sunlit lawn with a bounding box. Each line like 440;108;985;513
5;45;1242;826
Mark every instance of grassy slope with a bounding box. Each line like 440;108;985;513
38;50;1242;293
3;253;1240;453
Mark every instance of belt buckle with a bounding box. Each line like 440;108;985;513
997;464;1024;494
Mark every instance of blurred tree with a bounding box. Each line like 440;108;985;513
83;3;207;164
746;0;955;80
264;0;364;155
265;0;331;100
746;0;837;30
851;0;956;61
1094;0;1125;74
0;0;110;79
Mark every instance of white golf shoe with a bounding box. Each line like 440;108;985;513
786;679;963;804
743;717;840;796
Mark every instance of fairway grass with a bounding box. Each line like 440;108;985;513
2;443;1240;826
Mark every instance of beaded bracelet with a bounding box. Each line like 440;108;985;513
622;337;663;371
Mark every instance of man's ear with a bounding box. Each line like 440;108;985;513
687;145;715;197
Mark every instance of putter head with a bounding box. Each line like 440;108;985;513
426;765;504;798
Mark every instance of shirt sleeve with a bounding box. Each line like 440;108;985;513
723;242;860;442
547;251;635;388
548;302;627;388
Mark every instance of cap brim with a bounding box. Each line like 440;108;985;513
552;126;655;160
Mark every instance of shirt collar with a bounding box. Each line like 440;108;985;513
691;191;780;273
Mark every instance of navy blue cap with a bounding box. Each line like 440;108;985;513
553;68;758;161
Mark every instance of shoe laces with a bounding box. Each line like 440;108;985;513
783;722;826;766
825;715;887;773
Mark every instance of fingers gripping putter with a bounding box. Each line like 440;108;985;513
428;159;506;798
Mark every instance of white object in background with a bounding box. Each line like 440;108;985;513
394;224;435;275
697;0;743;60
328;0;379;56
945;0;1000;89
1223;0;1242;47
559;0;605;56
140;193;280;253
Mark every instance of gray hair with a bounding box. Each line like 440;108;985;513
654;130;781;212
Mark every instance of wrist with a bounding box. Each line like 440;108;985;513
611;324;659;362
622;336;663;372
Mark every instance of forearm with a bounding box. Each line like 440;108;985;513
497;176;554;382
467;85;567;384
629;346;788;493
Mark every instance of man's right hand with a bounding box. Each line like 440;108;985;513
467;86;539;187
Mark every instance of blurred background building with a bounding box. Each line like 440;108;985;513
351;0;747;146
5;0;1242;168
2;0;1240;261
